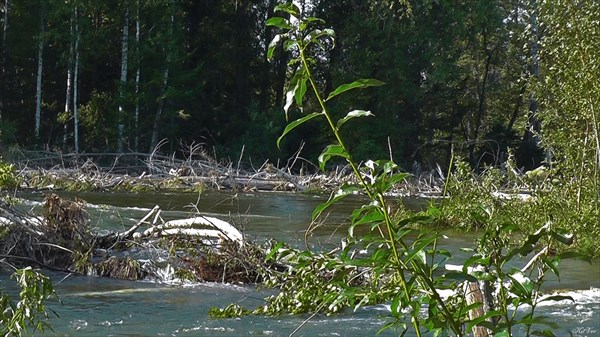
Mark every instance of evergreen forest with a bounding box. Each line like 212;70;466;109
2;0;596;172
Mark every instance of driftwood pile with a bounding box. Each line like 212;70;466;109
0;194;272;284
6;148;443;196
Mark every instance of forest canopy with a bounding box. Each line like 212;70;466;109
0;0;597;173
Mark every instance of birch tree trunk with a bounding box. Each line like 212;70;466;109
150;12;173;150
63;7;75;150
34;0;45;142
73;6;80;153
117;2;129;153
134;0;140;153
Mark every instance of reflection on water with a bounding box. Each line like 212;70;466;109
6;190;600;336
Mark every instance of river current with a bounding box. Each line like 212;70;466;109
1;190;598;336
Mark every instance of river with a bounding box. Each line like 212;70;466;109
2;190;599;336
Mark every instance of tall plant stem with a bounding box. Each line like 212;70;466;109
299;47;424;337
299;43;464;337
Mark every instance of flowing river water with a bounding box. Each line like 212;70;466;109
2;190;599;336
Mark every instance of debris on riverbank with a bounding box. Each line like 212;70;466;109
0;193;273;284
5;149;444;197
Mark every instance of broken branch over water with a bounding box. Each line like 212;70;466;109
0;194;268;284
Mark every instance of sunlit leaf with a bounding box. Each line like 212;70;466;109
300;17;325;31
405;235;437;263
265;242;284;262
274;3;300;17
304;29;336;49
277;112;323;148
500;222;520;232
542;256;560;277
283;39;298;52
295;77;308;107
508;270;533;296
283;84;296;117
529;329;557;337
267;34;284;60
336;110;374;130
325;78;385;102
312;184;359;221
266;17;291;30
462;255;489;272
318;145;349;171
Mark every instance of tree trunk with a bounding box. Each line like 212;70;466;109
118;2;129;153
73;6;80;153
258;0;276;113
134;0;140;153
150;61;170;151
520;0;542;169
469;32;494;168
0;0;9;124
34;0;45;143
63;7;75;151
150;12;173;150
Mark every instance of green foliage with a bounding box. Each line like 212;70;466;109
0;267;58;337
0;159;21;190
438;154;600;256
463;214;587;337
211;5;580;336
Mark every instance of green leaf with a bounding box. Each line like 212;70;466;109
312;184;359;221
304;29;336;48
299;17;325;31
283;84;296;117
444;271;478;283
405;235;437;263
283;39;298;52
318;145;349;171
466;310;503;333
530;329;557;337
295;77;308;107
336;110;374;130
463;255;490;272
500;222;520;233
508;270;533;296
325;78;385;102
267;34;284;60
349;206;385;236
516;315;559;328
537;295;574;304
274;3;300;17
557;251;592;263
550;229;574;245
266;17;291;30
542;256;560;277
277;112;323;148
265;242;284;262
375;172;410;194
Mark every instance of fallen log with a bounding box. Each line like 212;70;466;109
1;194;263;284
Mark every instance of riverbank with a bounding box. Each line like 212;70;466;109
5;149;443;197
1;150;597;257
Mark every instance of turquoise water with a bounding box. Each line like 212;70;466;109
3;190;599;336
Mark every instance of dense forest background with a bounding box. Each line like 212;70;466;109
0;0;594;172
